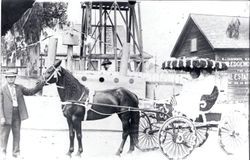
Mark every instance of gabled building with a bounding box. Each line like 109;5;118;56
171;13;249;103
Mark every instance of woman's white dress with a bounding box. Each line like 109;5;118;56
175;74;216;119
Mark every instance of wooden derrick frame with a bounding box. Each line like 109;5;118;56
80;1;144;72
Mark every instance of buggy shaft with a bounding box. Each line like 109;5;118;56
69;100;170;116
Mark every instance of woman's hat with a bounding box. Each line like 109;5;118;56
4;69;18;77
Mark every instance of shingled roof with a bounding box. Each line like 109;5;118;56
190;14;249;49
171;13;249;56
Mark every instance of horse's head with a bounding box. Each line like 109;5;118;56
43;60;62;85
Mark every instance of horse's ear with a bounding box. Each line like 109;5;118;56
54;60;62;68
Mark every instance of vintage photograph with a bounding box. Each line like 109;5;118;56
1;0;249;160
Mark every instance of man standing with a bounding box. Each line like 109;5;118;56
0;69;44;159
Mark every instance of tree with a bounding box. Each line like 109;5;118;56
1;2;68;67
15;2;68;44
226;18;241;39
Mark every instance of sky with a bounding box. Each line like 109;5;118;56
139;1;249;64
37;0;250;64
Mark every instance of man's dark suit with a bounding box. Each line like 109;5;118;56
0;81;44;156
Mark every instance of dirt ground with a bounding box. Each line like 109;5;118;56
4;129;248;160
3;96;248;160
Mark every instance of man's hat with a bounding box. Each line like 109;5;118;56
4;69;18;77
101;58;112;66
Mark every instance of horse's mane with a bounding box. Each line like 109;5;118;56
61;67;82;85
58;67;88;102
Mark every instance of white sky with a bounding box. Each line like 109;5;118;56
140;1;249;64
37;0;250;64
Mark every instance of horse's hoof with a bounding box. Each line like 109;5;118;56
115;151;121;156
66;152;72;158
76;152;81;157
127;150;134;154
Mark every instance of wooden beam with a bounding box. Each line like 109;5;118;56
105;11;123;47
73;54;151;60
46;38;58;68
99;4;103;54
138;3;144;72
116;4;140;52
80;6;86;70
104;10;107;54
113;2;118;71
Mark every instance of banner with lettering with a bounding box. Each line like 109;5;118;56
221;57;249;103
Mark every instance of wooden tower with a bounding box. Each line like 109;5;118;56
80;0;144;73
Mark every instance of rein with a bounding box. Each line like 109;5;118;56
45;66;137;118
63;100;132;116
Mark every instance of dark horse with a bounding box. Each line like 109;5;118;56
43;60;140;157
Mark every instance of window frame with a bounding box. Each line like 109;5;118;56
190;38;198;53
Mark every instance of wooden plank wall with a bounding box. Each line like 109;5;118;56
174;20;215;59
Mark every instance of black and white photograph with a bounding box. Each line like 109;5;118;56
0;0;249;160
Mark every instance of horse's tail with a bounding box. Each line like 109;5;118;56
130;104;140;146
116;87;140;145
122;88;140;146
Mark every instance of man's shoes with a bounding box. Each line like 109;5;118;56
0;152;6;160
12;153;24;159
0;155;6;160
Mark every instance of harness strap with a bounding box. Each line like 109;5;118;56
78;91;85;101
56;85;64;89
83;90;95;121
84;98;90;121
89;108;128;116
61;102;72;105
61;90;95;121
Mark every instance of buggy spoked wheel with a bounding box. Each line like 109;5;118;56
195;123;209;147
218;110;248;155
159;116;197;159
135;112;159;151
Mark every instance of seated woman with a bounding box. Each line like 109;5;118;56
174;69;218;121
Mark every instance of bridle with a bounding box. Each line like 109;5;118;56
44;65;64;89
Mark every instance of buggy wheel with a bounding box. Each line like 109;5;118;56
135;112;159;151
159;116;197;159
195;123;209;147
218;110;248;155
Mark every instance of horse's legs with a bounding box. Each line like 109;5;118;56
66;118;75;157
128;133;135;153
72;116;83;157
116;115;130;156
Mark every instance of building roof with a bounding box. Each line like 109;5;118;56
171;13;249;56
190;14;249;49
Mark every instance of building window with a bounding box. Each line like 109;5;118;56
190;38;197;52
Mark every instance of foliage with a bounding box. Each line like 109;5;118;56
1;2;68;66
17;2;68;44
226;18;240;39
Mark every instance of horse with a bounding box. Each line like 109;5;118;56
43;60;140;157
